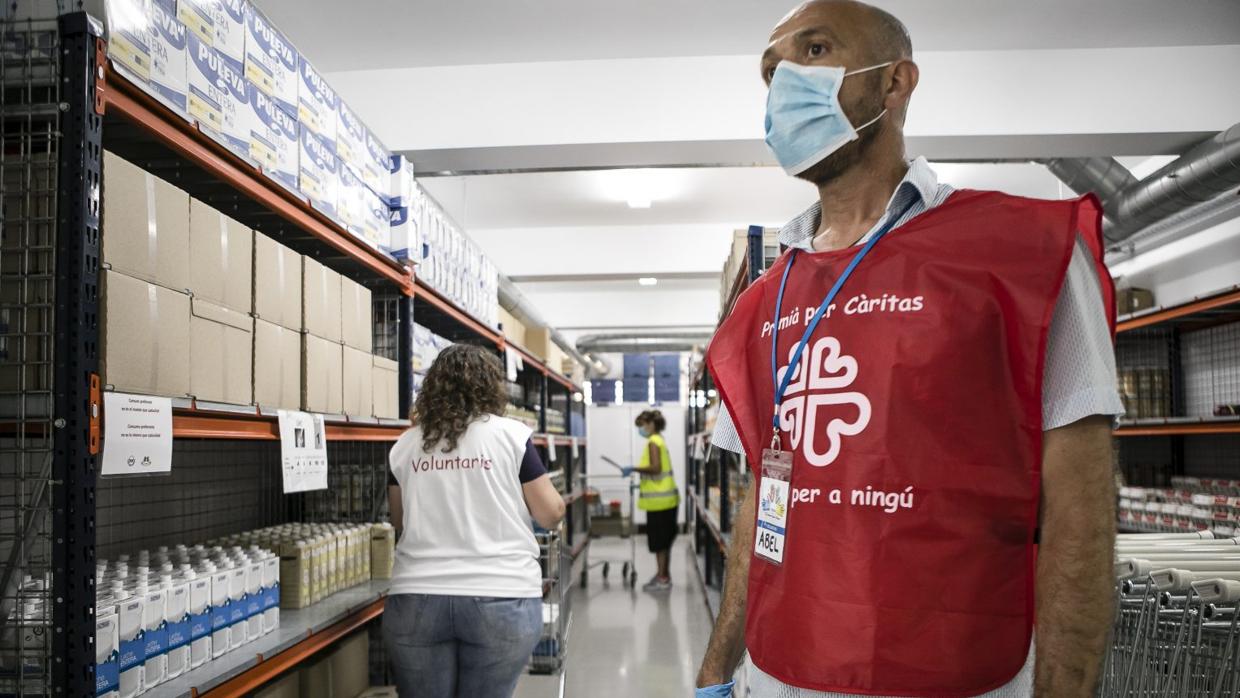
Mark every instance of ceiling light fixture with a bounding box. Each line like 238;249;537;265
638;277;659;286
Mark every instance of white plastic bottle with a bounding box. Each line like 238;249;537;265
226;555;248;650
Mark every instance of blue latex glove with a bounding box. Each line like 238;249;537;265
696;682;734;697
620;466;636;477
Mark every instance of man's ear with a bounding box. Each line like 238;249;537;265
887;60;919;123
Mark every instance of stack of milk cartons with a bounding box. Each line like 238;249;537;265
224;523;375;610
388;155;420;261
336;101;393;253
94;542;279;696
410;324;453;398
415;191;500;328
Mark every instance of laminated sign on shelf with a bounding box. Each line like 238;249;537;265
277;410;328;493
102;393;173;477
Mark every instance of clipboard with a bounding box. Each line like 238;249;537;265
600;455;628;472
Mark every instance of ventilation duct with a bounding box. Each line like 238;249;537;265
1042;122;1240;246
497;276;609;379
576;332;714;355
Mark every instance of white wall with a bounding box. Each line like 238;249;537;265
1113;217;1240;308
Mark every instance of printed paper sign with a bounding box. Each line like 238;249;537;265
277;409;328;493
102;393;173;476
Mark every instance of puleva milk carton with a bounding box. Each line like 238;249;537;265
361;187;390;252
244;556;264;641
141;582;168;690
116;590;143;698
298;57;338;147
243;4;298;117
261;552;280;634
360;129;392;200
227;562;248;650
148;0;188;116
213;46;251;161
164;573;191;679
96;598;120;698
299;125;340;220
246;80;299;193
337;165;367;238
209;565;231;659
187;572;212;669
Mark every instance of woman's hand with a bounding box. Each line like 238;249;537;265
522;474;566;529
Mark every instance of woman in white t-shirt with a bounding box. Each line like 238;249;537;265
383;344;565;698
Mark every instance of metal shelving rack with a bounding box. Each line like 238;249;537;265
0;14;589;695
1112;286;1240;489
684;226;766;620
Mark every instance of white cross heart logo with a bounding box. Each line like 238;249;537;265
776;336;870;467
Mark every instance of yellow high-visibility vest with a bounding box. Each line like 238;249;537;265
638;433;679;512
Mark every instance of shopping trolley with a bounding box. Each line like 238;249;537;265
529;530;572;697
1102;532;1240;697
580;473;639;588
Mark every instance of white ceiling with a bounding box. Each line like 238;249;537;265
260;0;1240;72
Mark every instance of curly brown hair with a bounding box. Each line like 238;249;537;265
634;409;666;433
413;344;509;453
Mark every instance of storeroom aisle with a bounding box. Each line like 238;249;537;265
516;537;714;698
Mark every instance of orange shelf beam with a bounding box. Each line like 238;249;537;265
172;408;405;442
1117;288;1240;333
1114;421;1240;437
100;63;411;295
198;598;386;698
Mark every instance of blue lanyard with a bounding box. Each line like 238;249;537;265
770;201;917;438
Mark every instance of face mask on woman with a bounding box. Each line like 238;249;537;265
638;426;651;438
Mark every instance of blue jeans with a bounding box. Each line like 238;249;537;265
383;593;542;698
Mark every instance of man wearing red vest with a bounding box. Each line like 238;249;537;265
695;2;1121;697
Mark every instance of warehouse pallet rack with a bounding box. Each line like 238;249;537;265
1112;285;1240;519
0;15;587;695
684;226;767;620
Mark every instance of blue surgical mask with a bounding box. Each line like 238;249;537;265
638;427;651;438
764;61;891;175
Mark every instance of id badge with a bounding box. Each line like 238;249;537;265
754;448;792;566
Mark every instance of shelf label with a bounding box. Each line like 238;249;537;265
102;393;174;477
570;437;579;459
277;410;328;493
546;437;557;462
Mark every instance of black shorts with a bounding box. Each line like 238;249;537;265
645;507;679;553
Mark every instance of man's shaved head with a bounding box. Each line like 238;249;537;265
762;0;919;185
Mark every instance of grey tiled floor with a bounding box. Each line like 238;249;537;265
515;536;714;698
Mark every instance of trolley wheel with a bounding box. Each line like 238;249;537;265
602;562;611;580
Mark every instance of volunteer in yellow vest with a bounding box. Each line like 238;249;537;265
621;410;679;591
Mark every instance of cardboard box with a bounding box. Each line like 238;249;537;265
342;347;374;417
360;130;391;199
189;199;253;312
328;631;369;698
253;319;301;410
253;232;303;330
372;356;399;420
335;100;366;183
245;80;299;193
213;0;247;70
302;257;342;342
525;327;552;361
359;188;390;252
388;168;419;260
186;31;226;136
189;298;253;405
101;270;191;398
498;306;527;347
149;0;188;116
175;0;214;45
340;277;373;352
210;41;251;160
297;57;337;147
102;151;191;292
299;657;332;698
302;333;343;414
104;0;153;83
335;165;366;240
1118;287;1155;315
243;3;298;118
254;671;299;698
298;125;340;221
